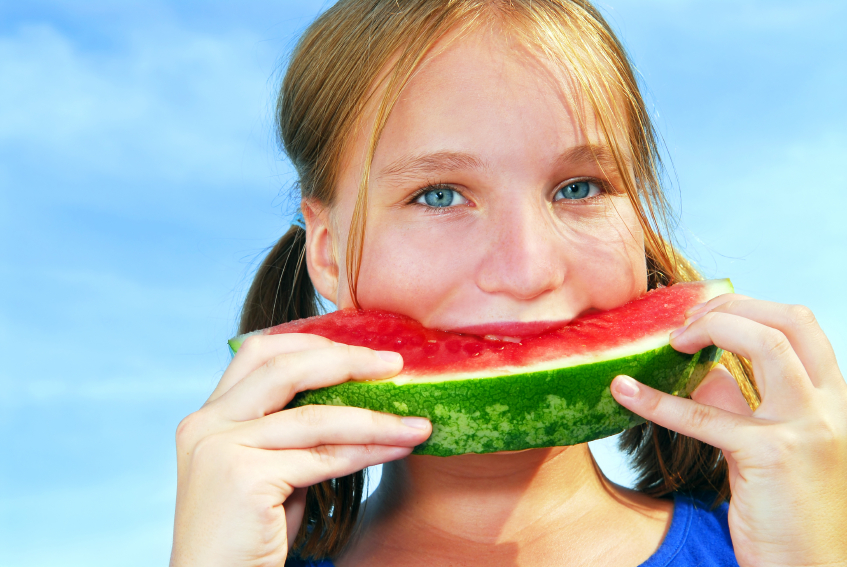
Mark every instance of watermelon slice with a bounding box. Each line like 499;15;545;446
229;279;732;456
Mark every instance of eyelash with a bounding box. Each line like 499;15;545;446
407;178;610;209
406;183;463;212
553;177;610;203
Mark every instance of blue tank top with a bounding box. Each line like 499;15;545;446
287;491;738;566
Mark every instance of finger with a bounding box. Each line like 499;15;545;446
690;364;754;417
688;298;840;390
285;487;307;548
684;292;749;319
273;444;415;489
611;375;754;453
210;333;335;403
212;344;404;421
230;405;431;449
670;311;814;414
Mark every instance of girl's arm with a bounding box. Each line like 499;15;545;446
169;333;431;567
612;295;847;567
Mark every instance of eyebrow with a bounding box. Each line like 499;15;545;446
555;144;622;175
377;150;489;184
375;143;623;185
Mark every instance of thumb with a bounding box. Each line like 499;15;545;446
285;487;308;550
691;364;754;417
610;374;751;453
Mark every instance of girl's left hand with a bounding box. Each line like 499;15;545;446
611;294;847;567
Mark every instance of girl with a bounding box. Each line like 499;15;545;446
170;1;847;566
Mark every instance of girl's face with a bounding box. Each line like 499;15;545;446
307;26;647;334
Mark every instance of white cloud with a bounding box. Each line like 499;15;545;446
602;0;845;31
0;19;287;200
0;263;236;406
1;470;177;567
2;375;215;406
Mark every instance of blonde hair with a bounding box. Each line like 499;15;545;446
238;0;759;559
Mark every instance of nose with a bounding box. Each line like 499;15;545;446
475;200;566;301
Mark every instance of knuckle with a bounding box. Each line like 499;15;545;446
262;353;281;371
238;334;265;357
808;416;845;452
176;411;207;449
309;444;334;464
263;351;295;372
341;343;362;358
339;343;372;360
643;390;664;415
357;444;377;457
294;404;327;427
787;304;817;327
368;410;398;433
370;409;386;427
686;403;713;430
759;328;792;359
333;343;353;356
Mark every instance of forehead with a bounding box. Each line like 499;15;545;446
370;24;614;174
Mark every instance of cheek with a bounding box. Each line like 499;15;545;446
538;195;646;313
350;204;647;320
353;219;473;317
574;202;647;308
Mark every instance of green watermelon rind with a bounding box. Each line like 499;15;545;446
292;343;723;457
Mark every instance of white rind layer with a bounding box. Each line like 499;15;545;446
384;332;672;385
228;279;733;386
383;278;733;385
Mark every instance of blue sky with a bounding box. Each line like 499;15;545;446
1;1;845;565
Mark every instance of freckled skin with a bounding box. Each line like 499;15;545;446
319;26;647;330
173;18;847;567
301;25;680;567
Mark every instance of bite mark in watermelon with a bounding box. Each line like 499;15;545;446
229;279;733;456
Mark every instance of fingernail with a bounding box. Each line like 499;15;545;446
684;302;706;317
401;417;430;429
377;351;403;364
670;324;688;339
614;375;639;398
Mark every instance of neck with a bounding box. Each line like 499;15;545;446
368;445;614;543
338;445;675;567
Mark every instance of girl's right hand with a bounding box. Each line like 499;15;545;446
169;333;432;567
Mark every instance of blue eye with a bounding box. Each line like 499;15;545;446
416;186;467;208
555;180;601;201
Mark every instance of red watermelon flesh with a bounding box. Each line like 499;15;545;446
238;279;722;379
228;279;732;455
